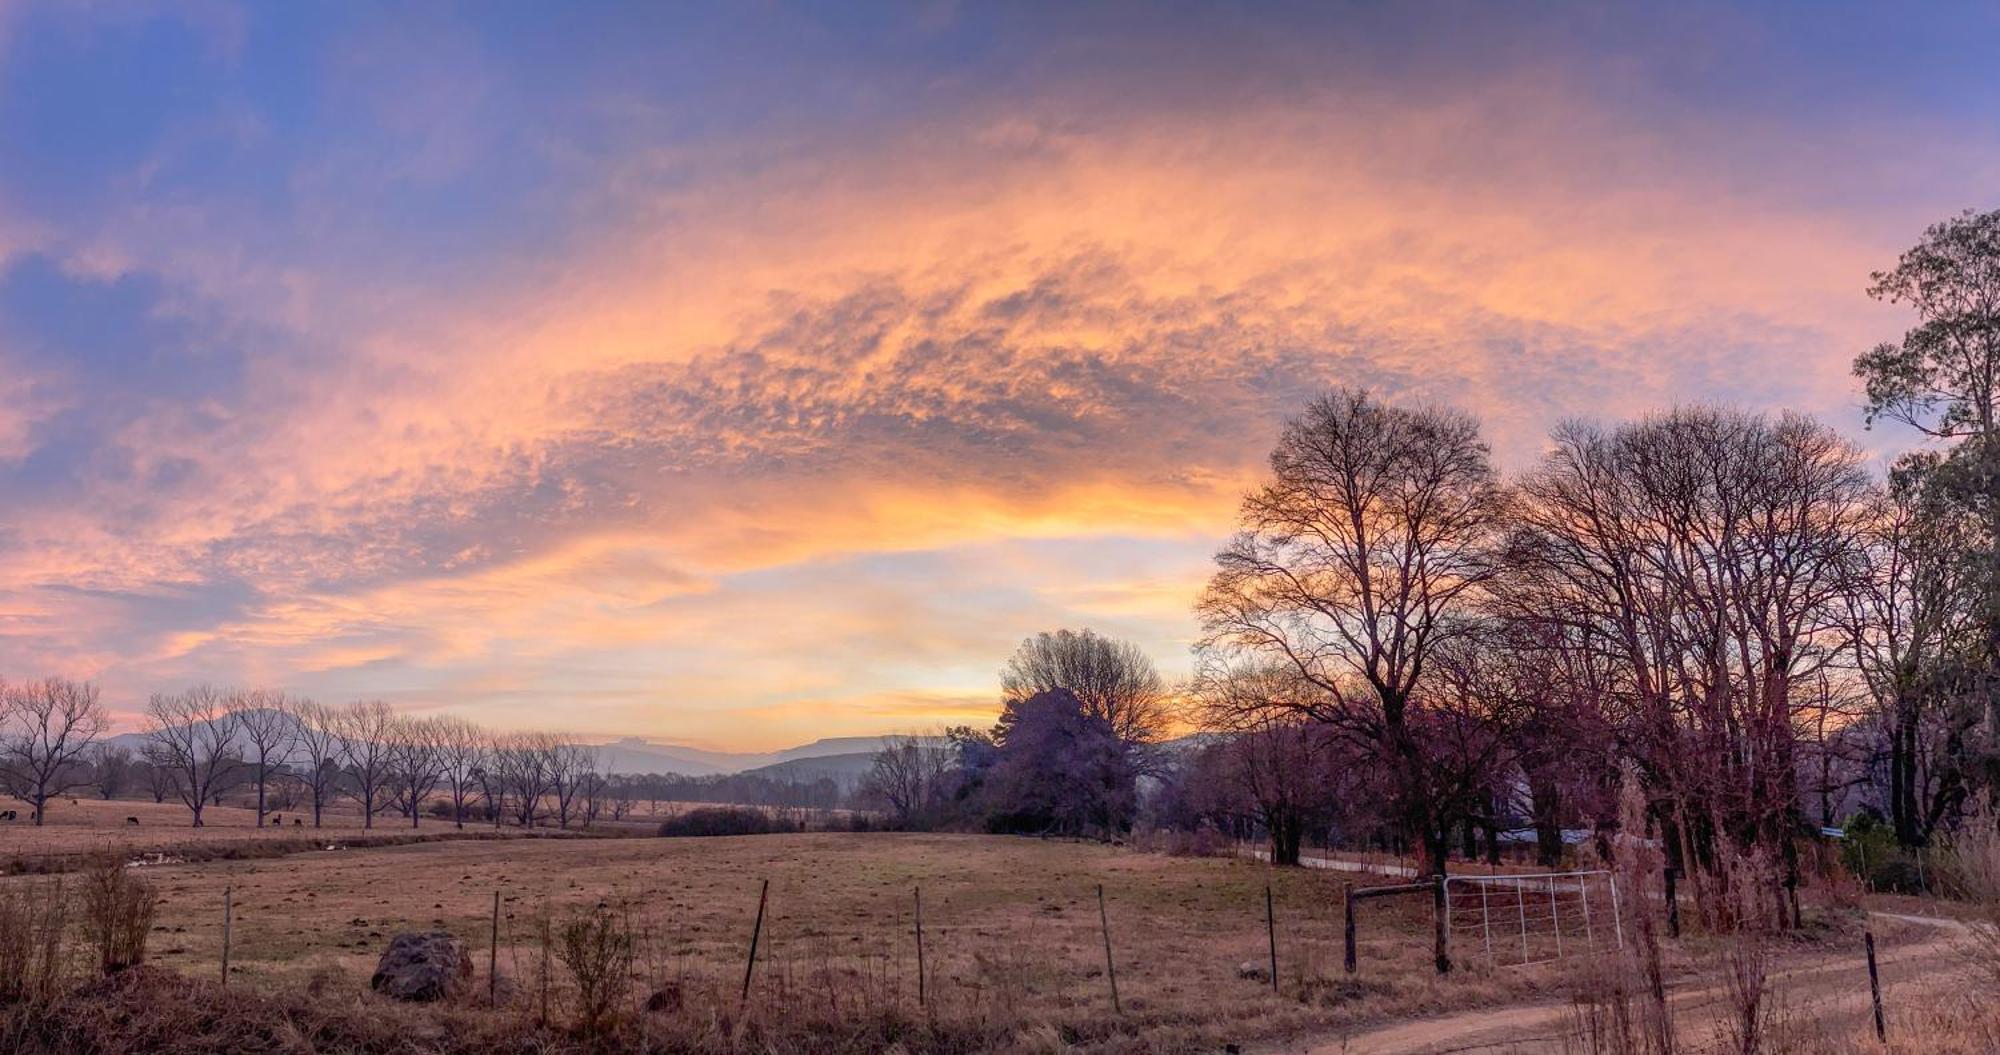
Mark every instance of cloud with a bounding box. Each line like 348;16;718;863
0;3;1991;744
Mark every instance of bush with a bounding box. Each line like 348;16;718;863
555;906;634;1036
78;855;156;974
655;807;795;838
1840;812;1930;894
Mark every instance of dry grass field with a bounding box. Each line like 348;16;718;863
0;821;1985;1053
130;834;1563;1037
0;828;1600;1050
0;798;563;874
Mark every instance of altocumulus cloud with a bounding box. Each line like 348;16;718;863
0;2;1993;743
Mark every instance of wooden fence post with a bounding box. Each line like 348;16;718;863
1097;884;1121;1014
740;878;769;1008
914;886;927;1010
1265;883;1279;994
1866;930;1886;1042
1343;886;1358;974
221;885;233;985
488;890;500;1005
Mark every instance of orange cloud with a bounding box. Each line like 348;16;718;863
0;15;1973;746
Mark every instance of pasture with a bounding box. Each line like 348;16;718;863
0;821;1964;1053
0;798;565;874
0;827;1598;1051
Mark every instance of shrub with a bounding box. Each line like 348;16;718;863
655;807;795;838
78;855;157;974
1840;812;1929;894
555;906;634;1036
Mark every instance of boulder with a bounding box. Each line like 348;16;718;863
370;931;473;1001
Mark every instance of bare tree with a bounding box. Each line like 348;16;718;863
266;769;304;812
578;761;609;828
141;758;174;804
236;689;294;828
1197;389;1507;876
336;699;398;830
1191;661;1342;866
861;733;955;829
497;732;557;827
608;775;637;821
285;696;344;828
474;734;507;828
89;743;136;801
143;686;243;828
435;717;489;829
1000;630;1171;759
388;716;447;828
1507;407;1874;928
550;741;594;830
0;677;109;825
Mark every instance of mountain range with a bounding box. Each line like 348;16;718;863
100;717;922;779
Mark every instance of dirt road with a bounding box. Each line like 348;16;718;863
1266;914;1972;1054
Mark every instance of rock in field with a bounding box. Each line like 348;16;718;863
370;931;473;1001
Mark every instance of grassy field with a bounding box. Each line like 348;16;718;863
0;798;572;874
7;830;1591;1049
0;821;1969;1053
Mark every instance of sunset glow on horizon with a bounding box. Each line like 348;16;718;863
3;3;1998;748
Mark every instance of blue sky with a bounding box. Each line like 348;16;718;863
0;2;1995;746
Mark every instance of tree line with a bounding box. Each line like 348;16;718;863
0;683;630;830
861;208;2000;933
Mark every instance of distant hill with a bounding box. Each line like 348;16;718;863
594;734;946;777
98;706;300;758
588;738;750;777
738;750;879;787
100;719;938;779
772;736;924;763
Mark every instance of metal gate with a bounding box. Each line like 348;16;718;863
1442;870;1622;967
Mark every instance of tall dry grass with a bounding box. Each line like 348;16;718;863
78;853;158;974
1940;801;2000;981
0;877;71;1004
1563;768;1677;1055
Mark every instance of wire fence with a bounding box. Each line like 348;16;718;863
1443;869;1622;968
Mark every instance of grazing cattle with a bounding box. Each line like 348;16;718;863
270;815;280;826
125;816;140;826
2;810;15;821
294;818;303;827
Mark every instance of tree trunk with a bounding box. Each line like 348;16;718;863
1891;697;1923;847
1530;777;1564;869
1270;809;1304;866
1423;825;1450;878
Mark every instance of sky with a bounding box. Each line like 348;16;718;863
1;2;1997;748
